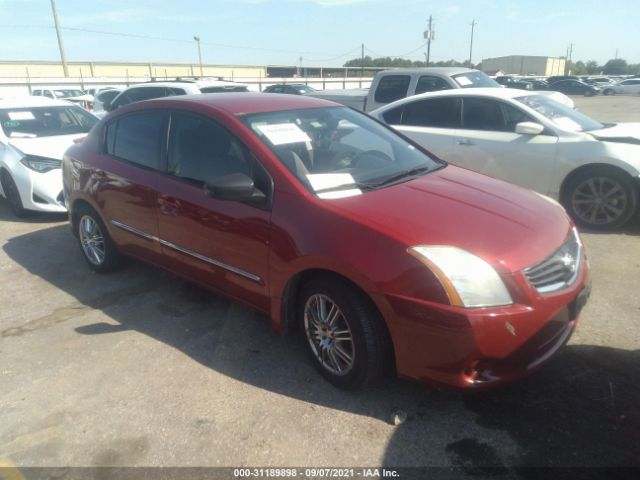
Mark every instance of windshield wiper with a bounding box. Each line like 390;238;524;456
369;166;434;188
314;181;377;194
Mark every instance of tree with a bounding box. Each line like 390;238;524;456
571;61;587;75
343;56;466;69
603;58;628;75
585;60;600;74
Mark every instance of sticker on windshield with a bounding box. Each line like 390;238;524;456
455;76;472;86
3;121;20;128
7;111;35;121
306;173;356;192
256;123;311;145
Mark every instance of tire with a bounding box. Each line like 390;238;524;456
584;90;594;97
1;170;29;217
75;205;125;273
603;89;615;96
562;167;638;230
298;276;393;390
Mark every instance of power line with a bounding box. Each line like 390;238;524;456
0;24;363;58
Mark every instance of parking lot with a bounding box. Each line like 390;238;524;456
0;95;639;477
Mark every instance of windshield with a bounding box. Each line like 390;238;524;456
516;94;604;132
242;107;442;198
296;85;316;94
54;89;84;98
452;71;500;88
0;106;98;138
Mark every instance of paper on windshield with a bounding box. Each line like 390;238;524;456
7;111;35;121
306;173;355;191
318;189;362;199
455;76;472;86
256;123;311;145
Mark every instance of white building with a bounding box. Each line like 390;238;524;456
480;56;566;76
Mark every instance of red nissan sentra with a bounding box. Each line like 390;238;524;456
62;93;590;390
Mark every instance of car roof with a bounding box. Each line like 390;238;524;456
379;67;476;76
127;92;339;116
0;96;74;108
123;80;247;89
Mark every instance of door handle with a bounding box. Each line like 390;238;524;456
456;139;475;146
158;197;181;215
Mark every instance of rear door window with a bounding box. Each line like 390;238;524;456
374;75;411;103
415;76;451;94
461;97;511;131
108;111;166;169
391;97;461;128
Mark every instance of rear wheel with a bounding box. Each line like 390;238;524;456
603;89;615;96
0;170;28;217
298;276;393;389
75;205;125;273
563;167;638;230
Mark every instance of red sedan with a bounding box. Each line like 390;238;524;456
62;93;590;390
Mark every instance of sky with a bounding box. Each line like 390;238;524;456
0;0;637;67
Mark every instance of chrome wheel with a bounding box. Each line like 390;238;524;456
79;215;106;266
571;176;629;227
304;294;355;376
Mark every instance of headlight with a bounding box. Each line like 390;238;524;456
20;155;62;173
408;246;513;308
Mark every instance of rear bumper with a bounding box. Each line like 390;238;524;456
384;262;590;390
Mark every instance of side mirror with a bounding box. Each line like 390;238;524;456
515;121;545;135
204;173;266;204
103;99;113;112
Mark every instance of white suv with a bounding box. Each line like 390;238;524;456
99;79;249;118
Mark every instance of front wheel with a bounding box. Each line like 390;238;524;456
1;170;28;217
603;89;615;96
299;277;392;389
563;168;638;230
76;206;125;273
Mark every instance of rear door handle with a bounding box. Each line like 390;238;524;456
456;139;476;146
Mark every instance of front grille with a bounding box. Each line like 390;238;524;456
524;228;582;293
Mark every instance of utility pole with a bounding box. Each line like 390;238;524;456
424;15;434;67
49;0;68;77
361;43;364;78
468;20;477;68
565;42;573;75
193;35;203;78
615;48;618;59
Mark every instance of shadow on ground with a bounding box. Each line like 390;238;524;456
2;206;639;476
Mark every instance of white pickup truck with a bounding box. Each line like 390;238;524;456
308;67;575;111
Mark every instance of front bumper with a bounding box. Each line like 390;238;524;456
10;163;67;213
384;257;590;390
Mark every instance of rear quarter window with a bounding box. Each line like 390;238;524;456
108;111;165;169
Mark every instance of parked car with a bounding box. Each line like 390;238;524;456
584;77;616;87
602;78;640;96
370;88;640;229
308;67;575;111
548;79;600;96
63;93;590;390
546;75;580;84
32;88;94;110
0;97;98;216
494;76;534;90
92;88;122;116
103;79;249;114
263;83;317;95
524;79;550;90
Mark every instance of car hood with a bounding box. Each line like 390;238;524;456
588;123;640;144
328;165;572;273
9;134;85;159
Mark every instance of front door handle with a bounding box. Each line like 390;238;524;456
456;139;476;146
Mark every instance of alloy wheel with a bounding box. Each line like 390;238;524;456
79;215;106;266
303;294;355;376
571;176;629;227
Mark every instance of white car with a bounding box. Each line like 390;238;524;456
0;97;98;216
98;79;250;118
602;78;640;96
370;88;640;229
92;88;122;115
